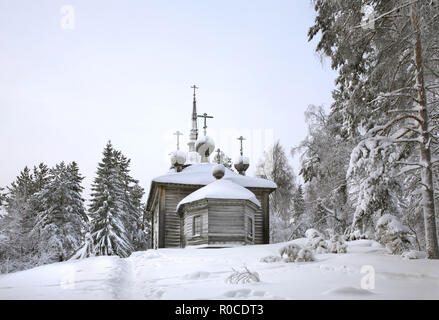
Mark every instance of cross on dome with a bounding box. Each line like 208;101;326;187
197;112;214;136
237;136;246;156
173;131;183;150
215;148;222;164
191;84;199;98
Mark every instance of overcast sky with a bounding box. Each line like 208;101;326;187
0;0;337;199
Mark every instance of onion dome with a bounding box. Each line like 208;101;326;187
170;150;187;172
212;164;225;179
234;155;249;176
195;135;215;162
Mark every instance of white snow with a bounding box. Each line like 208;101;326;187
195;135;215;149
376;214;411;234
185;151;201;165
1;239;438;300
153;163;277;189
170;150;186;166
234;156;250;165
177;179;261;211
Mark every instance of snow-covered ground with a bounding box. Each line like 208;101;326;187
0;239;438;300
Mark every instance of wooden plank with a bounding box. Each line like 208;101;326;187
208;202;245;244
262;192;269;244
163;187;195;248
158;187;165;248
183;206;208;246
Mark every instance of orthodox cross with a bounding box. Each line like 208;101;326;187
237;136;246;156
173;131;183;150
215;148;222;164
197;112;213;136
191;85;199;99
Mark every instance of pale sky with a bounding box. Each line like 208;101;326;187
0;0;337;199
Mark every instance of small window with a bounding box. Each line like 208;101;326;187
247;216;254;239
193;216;201;236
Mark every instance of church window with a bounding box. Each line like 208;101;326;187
193;215;201;236
247;216;254;239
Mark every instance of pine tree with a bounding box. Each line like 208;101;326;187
0;187;6;207
130;183;147;251
0;164;50;272
113;150;146;251
141;203;152;249
87;142;134;257
32;162;88;263
293;185;305;218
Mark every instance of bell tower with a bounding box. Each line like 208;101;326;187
188;85;199;152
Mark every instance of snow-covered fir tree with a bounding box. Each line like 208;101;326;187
0;164;51;272
86;141;145;258
32;162;88;263
293;184;305;218
0;188;5;207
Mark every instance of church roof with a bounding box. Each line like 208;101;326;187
146;163;276;211
152;163;277;189
176;178;261;211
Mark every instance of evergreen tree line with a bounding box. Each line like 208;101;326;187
260;0;439;259
0;141;150;273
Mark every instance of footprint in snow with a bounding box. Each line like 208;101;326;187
222;289;285;300
323;286;375;296
182;271;210;280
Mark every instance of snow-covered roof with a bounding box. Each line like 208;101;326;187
152;163;277;189
177;178;261;211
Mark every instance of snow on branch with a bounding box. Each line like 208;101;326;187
225;266;260;284
353;0;419;29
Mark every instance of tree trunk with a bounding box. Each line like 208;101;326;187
411;4;439;259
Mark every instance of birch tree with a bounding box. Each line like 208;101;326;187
310;0;439;258
256;141;297;242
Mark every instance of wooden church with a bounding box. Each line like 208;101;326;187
145;86;277;248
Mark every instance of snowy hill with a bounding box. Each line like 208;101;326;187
0;239;438;300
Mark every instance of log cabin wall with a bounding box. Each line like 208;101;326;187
163;185;197;248
152;203;159;249
152;183;273;248
183;200;208;246
244;201;258;245
248;189;271;245
207;199;246;245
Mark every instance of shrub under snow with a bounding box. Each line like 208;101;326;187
295;248;315;262
279;243;302;261
401;250;426;260
225;266;260;284
346;230;368;241
375;214;412;255
305;228;329;254
279;243;315;262
260;255;282;263
305;228;323;239
323;228;335;239
327;234;348;253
